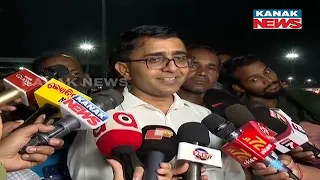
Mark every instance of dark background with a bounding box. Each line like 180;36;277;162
0;0;318;84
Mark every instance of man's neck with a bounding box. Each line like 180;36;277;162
178;89;203;105
248;96;278;108
130;87;174;114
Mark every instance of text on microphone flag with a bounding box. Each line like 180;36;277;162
34;78;91;110
72;95;109;121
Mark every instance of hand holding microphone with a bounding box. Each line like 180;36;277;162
136;125;177;180
0;115;64;172
94;113;173;180
20;88;123;153
252;155;303;180
176;122;222;180
202;111;301;180
247;104;320;163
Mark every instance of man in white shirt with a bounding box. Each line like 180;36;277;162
67;25;245;180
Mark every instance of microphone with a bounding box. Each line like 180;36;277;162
93;110;143;180
177;122;222;180
136;125;178;180
33;77;91;118
20;88;124;152
202;113;301;180
248;105;320;159
203;89;242;117
0;65;68;106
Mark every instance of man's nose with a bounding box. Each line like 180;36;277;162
196;67;208;77
162;60;179;72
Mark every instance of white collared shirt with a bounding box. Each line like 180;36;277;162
67;87;245;180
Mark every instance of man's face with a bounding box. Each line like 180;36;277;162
41;56;86;80
181;48;219;94
121;37;189;97
234;61;281;98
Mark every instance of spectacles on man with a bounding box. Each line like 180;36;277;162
122;55;195;70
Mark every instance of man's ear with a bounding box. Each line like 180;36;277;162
232;84;245;93
115;62;131;80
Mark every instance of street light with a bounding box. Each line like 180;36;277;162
306;79;312;82
286;53;299;59
79;42;95;52
285;51;299;80
288;77;293;81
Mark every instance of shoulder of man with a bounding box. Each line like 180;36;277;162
285;88;320;123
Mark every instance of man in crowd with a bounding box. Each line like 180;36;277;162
30;52;90;180
68;25;245;180
222;54;320;179
178;44;220;105
222;54;320;125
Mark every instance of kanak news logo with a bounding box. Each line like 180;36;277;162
193;148;212;160
253;9;302;29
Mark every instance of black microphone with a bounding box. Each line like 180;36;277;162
203;89;242;117
136;125;178;180
177;122;210;180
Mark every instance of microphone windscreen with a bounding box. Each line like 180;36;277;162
203;89;242;114
91;89;124;110
177;122;210;147
202;113;236;139
137;125;177;162
94;111;142;157
225;104;255;128
202;113;229;132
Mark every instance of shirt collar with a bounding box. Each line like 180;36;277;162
121;86;187;111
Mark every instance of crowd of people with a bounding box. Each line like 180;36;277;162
0;25;319;180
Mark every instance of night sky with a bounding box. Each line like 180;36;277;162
0;0;319;83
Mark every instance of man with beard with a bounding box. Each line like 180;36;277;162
222;54;320;124
178;44;220;105
223;54;320;178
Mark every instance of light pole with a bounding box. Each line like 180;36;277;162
286;52;299;78
79;42;95;72
288;76;293;83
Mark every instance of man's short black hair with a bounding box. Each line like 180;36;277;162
187;44;220;65
116;25;179;62
32;51;81;74
220;54;261;91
